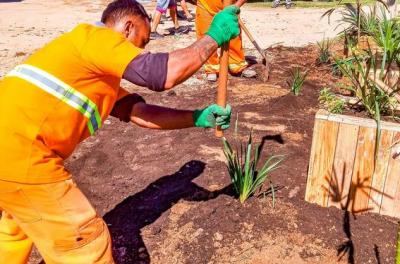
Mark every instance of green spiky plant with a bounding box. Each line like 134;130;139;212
317;37;332;64
287;67;309;96
371;10;400;72
221;127;284;204
323;2;382;45
329;2;400;118
337;4;381;39
334;18;400;119
334;49;391;160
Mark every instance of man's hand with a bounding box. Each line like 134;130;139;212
206;6;241;47
129;102;231;130
193;104;232;130
162;6;241;89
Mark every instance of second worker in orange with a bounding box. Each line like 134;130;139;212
196;0;257;81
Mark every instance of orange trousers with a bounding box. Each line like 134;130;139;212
0;179;113;264
195;6;248;74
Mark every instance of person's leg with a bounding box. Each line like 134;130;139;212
228;33;256;78
170;7;179;29
228;34;248;74
151;0;170;38
170;0;190;34
0;179;113;264
151;10;163;33
0;212;33;264
151;10;165;39
272;0;280;8
180;0;193;20
196;6;219;80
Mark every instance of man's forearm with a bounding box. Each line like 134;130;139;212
130;102;194;129
164;36;218;89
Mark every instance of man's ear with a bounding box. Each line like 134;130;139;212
124;20;134;38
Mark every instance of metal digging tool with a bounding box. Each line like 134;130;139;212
215;0;247;137
238;18;270;81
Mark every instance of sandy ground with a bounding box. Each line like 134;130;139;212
0;0;344;76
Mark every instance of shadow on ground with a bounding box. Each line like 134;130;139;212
103;160;232;264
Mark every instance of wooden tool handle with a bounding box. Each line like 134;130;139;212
215;0;244;137
215;43;229;137
238;18;266;61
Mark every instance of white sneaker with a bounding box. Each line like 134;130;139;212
241;68;257;78
206;73;218;82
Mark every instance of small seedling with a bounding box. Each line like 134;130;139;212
330;99;345;114
317;37;331;64
287;67;308;96
222;131;284;204
331;57;354;77
318;87;345;114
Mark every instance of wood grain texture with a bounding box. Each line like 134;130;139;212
381;132;400;217
316;111;400;132
215;0;232;138
305;119;339;206
328;123;359;210
307;110;400;218
348;127;376;213
368;129;394;213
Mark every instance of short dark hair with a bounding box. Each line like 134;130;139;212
101;0;150;24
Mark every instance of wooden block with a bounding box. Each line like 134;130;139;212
328;123;359;210
305;118;339;206
348;127;376;213
381;132;400;217
307;110;400;218
305;119;323;204
368;130;394;213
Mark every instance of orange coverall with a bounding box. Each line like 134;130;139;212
196;0;247;74
0;23;142;263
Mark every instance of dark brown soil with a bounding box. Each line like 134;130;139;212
62;45;398;264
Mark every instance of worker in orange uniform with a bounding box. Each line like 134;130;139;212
0;0;240;263
196;0;257;82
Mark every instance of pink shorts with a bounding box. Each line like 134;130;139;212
156;0;176;13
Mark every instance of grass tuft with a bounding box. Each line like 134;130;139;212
319;87;345;114
222;131;284;204
317;37;332;64
287;67;309;96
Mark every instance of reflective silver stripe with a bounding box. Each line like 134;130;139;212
7;64;101;134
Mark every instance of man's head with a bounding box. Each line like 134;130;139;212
101;0;151;48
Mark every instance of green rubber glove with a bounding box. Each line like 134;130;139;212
205;5;240;47
193;104;232;129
